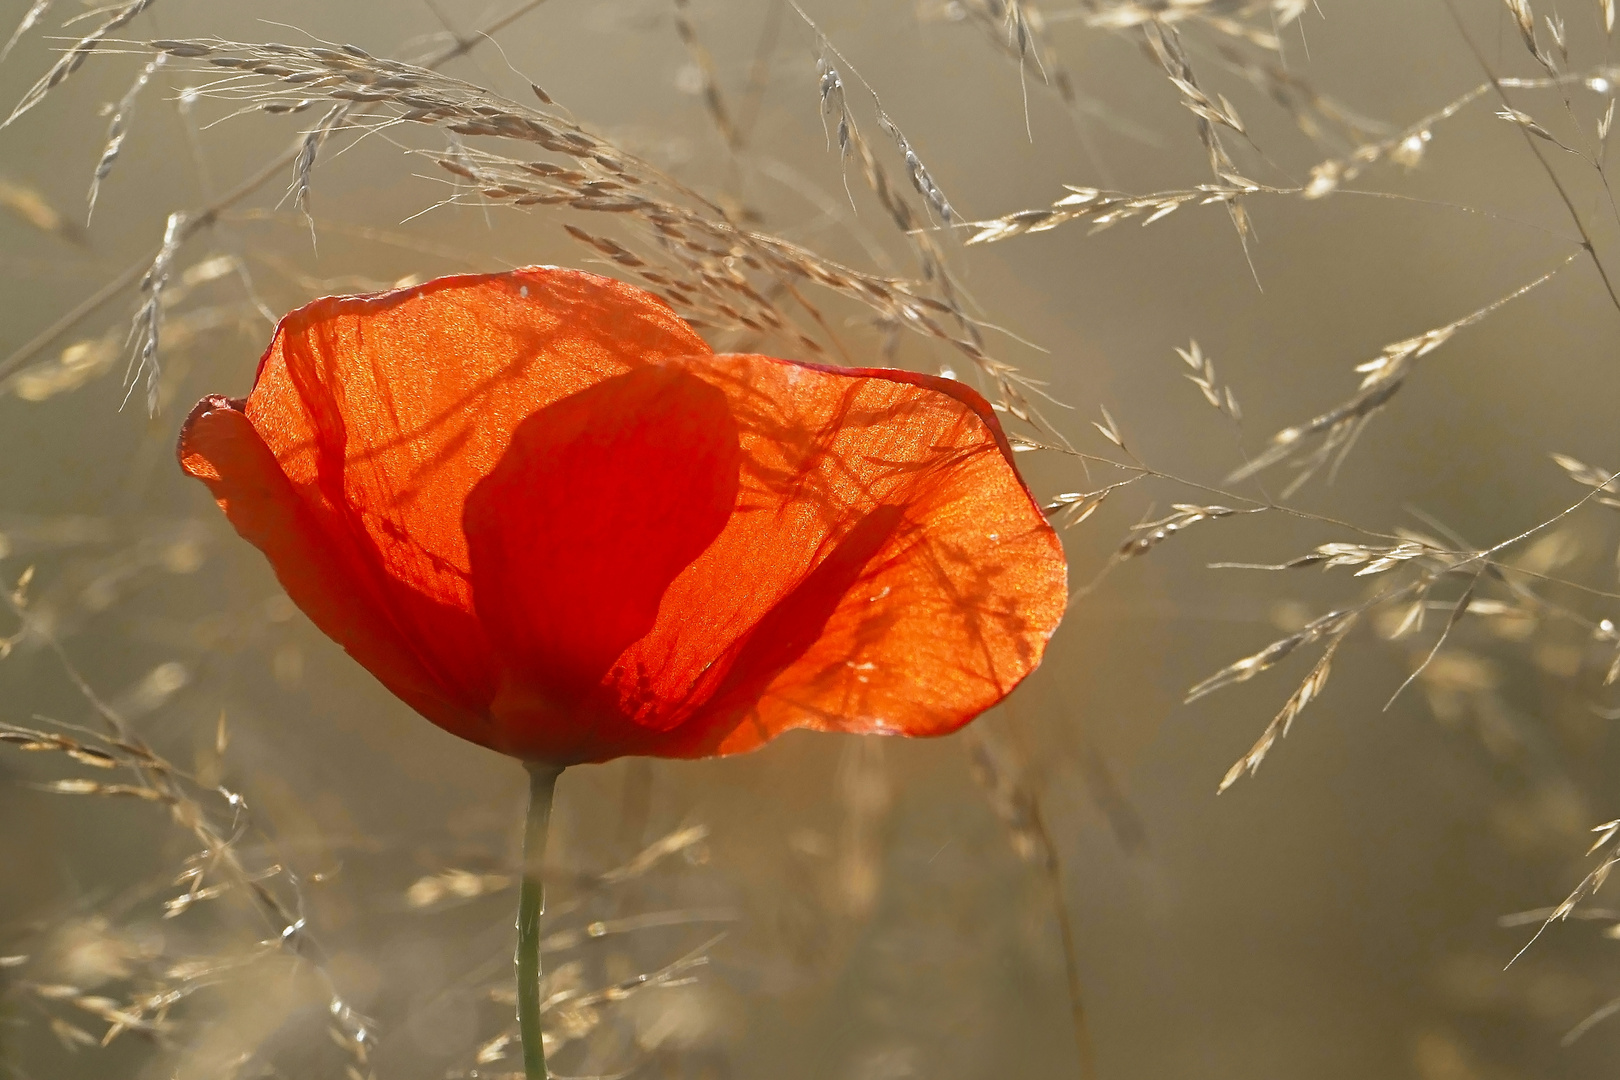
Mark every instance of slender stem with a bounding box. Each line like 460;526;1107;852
1437;0;1620;319
518;761;564;1080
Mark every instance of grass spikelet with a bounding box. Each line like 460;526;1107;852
1505;0;1553;70
86;54;163;225
1549;452;1620;506
4;0;157;128
1176;339;1240;420
1218;628;1349;792
1186;606;1360;703
0;0;53;64
1227;256;1577;493
1092;403;1125;448
1044;486;1122;528
1497;104;1577;150
1117;503;1249;559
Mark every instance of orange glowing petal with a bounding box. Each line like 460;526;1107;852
588;353;1068;759
180;268;713;755
177;396;488;742
179;267;1066;765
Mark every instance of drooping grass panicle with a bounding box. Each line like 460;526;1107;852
1138;18;1256;247
784;0;1022;407
963;179;1282;244
1227;254;1579;495
288;102;349;226
1440;0;1620;315
122;209;187;415
27;28;1045;420
1216;623;1351;793
0;5;567;402
86;53;164;225
3;0;157;129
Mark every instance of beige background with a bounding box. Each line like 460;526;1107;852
2;0;1619;1077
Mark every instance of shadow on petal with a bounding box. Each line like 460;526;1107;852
663;504;908;755
465;364;742;759
178;396;493;743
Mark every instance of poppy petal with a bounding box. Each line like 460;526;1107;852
177;396;490;742
695;502;906;714
236;267;713;738
592;354;1067;758
463;364;742;761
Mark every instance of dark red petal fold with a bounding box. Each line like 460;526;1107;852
463;364;742;760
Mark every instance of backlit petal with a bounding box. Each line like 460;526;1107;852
236;267;712;741
591;354;1067;758
464;365;742;762
178;396;490;742
182;268;1066;765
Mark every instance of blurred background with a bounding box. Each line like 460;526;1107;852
3;0;1620;1077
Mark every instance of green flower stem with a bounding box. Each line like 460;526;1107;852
518;761;564;1080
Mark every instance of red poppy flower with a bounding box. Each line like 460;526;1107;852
178;267;1066;765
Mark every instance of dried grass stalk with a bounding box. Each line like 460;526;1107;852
4;0;156;128
1228;256;1577;494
